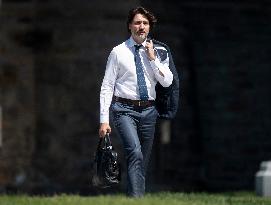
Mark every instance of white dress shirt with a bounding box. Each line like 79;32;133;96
100;36;173;123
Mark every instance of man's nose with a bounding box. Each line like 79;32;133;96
139;23;145;29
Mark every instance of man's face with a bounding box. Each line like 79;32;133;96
129;13;150;43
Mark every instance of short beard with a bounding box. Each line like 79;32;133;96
133;32;147;43
138;34;146;40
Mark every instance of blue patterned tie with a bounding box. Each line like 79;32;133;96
134;45;149;100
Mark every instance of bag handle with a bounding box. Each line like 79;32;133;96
104;133;112;147
97;132;112;151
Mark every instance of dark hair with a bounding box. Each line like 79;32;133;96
126;7;157;33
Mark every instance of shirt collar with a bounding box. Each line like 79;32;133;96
127;36;147;48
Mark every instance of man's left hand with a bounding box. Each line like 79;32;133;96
145;40;156;61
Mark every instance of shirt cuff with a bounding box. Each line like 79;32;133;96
100;114;109;124
149;58;160;71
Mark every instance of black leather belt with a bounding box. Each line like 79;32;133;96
113;96;155;107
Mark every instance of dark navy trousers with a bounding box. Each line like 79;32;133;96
111;101;158;197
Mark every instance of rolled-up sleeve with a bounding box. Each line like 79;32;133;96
150;55;173;87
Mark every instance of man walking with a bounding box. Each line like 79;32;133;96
99;7;174;197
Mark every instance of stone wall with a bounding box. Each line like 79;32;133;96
0;0;35;191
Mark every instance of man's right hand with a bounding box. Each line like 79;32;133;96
99;123;111;138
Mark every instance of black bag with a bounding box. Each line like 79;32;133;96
91;133;121;188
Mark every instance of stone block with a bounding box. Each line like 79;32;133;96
255;161;271;197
